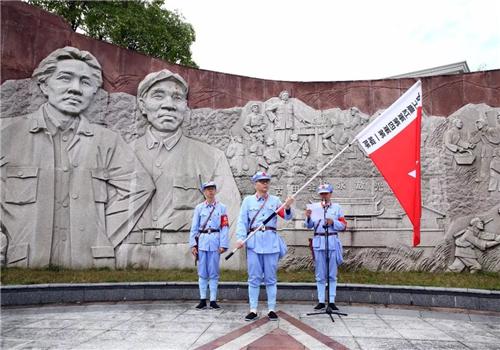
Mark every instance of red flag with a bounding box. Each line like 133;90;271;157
355;81;422;246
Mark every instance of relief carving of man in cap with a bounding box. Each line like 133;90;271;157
116;69;241;269
448;217;500;273
468;117;500;182
0;47;155;269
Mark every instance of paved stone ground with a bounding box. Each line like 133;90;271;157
1;301;500;349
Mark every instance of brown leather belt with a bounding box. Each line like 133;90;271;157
199;229;220;234
250;226;277;232
314;233;338;236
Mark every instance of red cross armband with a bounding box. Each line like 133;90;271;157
221;214;229;227
338;217;347;229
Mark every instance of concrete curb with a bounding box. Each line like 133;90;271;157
1;282;499;311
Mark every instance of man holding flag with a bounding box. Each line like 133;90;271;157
235;172;294;322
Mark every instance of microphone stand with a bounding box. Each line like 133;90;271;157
307;202;347;323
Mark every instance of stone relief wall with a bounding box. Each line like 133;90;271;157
1;1;500;272
0;53;245;271
2;72;500;272
277;101;500;273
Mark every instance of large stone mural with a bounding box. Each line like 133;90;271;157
1;1;500;272
0;48;242;270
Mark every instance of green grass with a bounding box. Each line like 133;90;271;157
2;267;500;290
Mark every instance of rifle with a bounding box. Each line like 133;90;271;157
194;237;199;266
453;218;494;238
308;238;314;262
290;140;307;160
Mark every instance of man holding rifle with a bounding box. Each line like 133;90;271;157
189;181;229;310
236;172;294;322
448;217;500;274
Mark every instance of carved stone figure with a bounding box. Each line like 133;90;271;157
263;138;286;164
488;148;500;191
263;138;286;176
284;134;309;165
242;144;268;175
342;107;369;158
448;217;500;273
243;103;268;141
226;134;247;176
469;117;500;182
116;69;241;269
338;133;358;158
254;134;266;156
443;118;476;167
444;119;475;153
0;47;155;269
345;107;369;133
265;91;310;149
322;114;345;155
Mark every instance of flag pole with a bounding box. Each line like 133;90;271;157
225;139;358;261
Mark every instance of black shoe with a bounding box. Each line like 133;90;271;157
328;303;339;311
268;311;278;321
195;299;207;310
313;303;326;311
210;301;220;309
245;312;258;321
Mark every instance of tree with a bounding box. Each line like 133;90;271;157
28;0;198;67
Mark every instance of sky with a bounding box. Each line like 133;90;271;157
163;0;500;82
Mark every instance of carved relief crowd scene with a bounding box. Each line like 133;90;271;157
225;99;373;184
1;46;500;274
444;114;500;189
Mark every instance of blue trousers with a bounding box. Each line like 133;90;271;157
247;249;279;310
313;249;337;303
198;250;220;301
198;250;220;279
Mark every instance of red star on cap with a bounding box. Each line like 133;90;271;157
322;185;325;189
262;172;266;176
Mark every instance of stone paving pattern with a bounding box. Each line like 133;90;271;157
1;302;500;349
